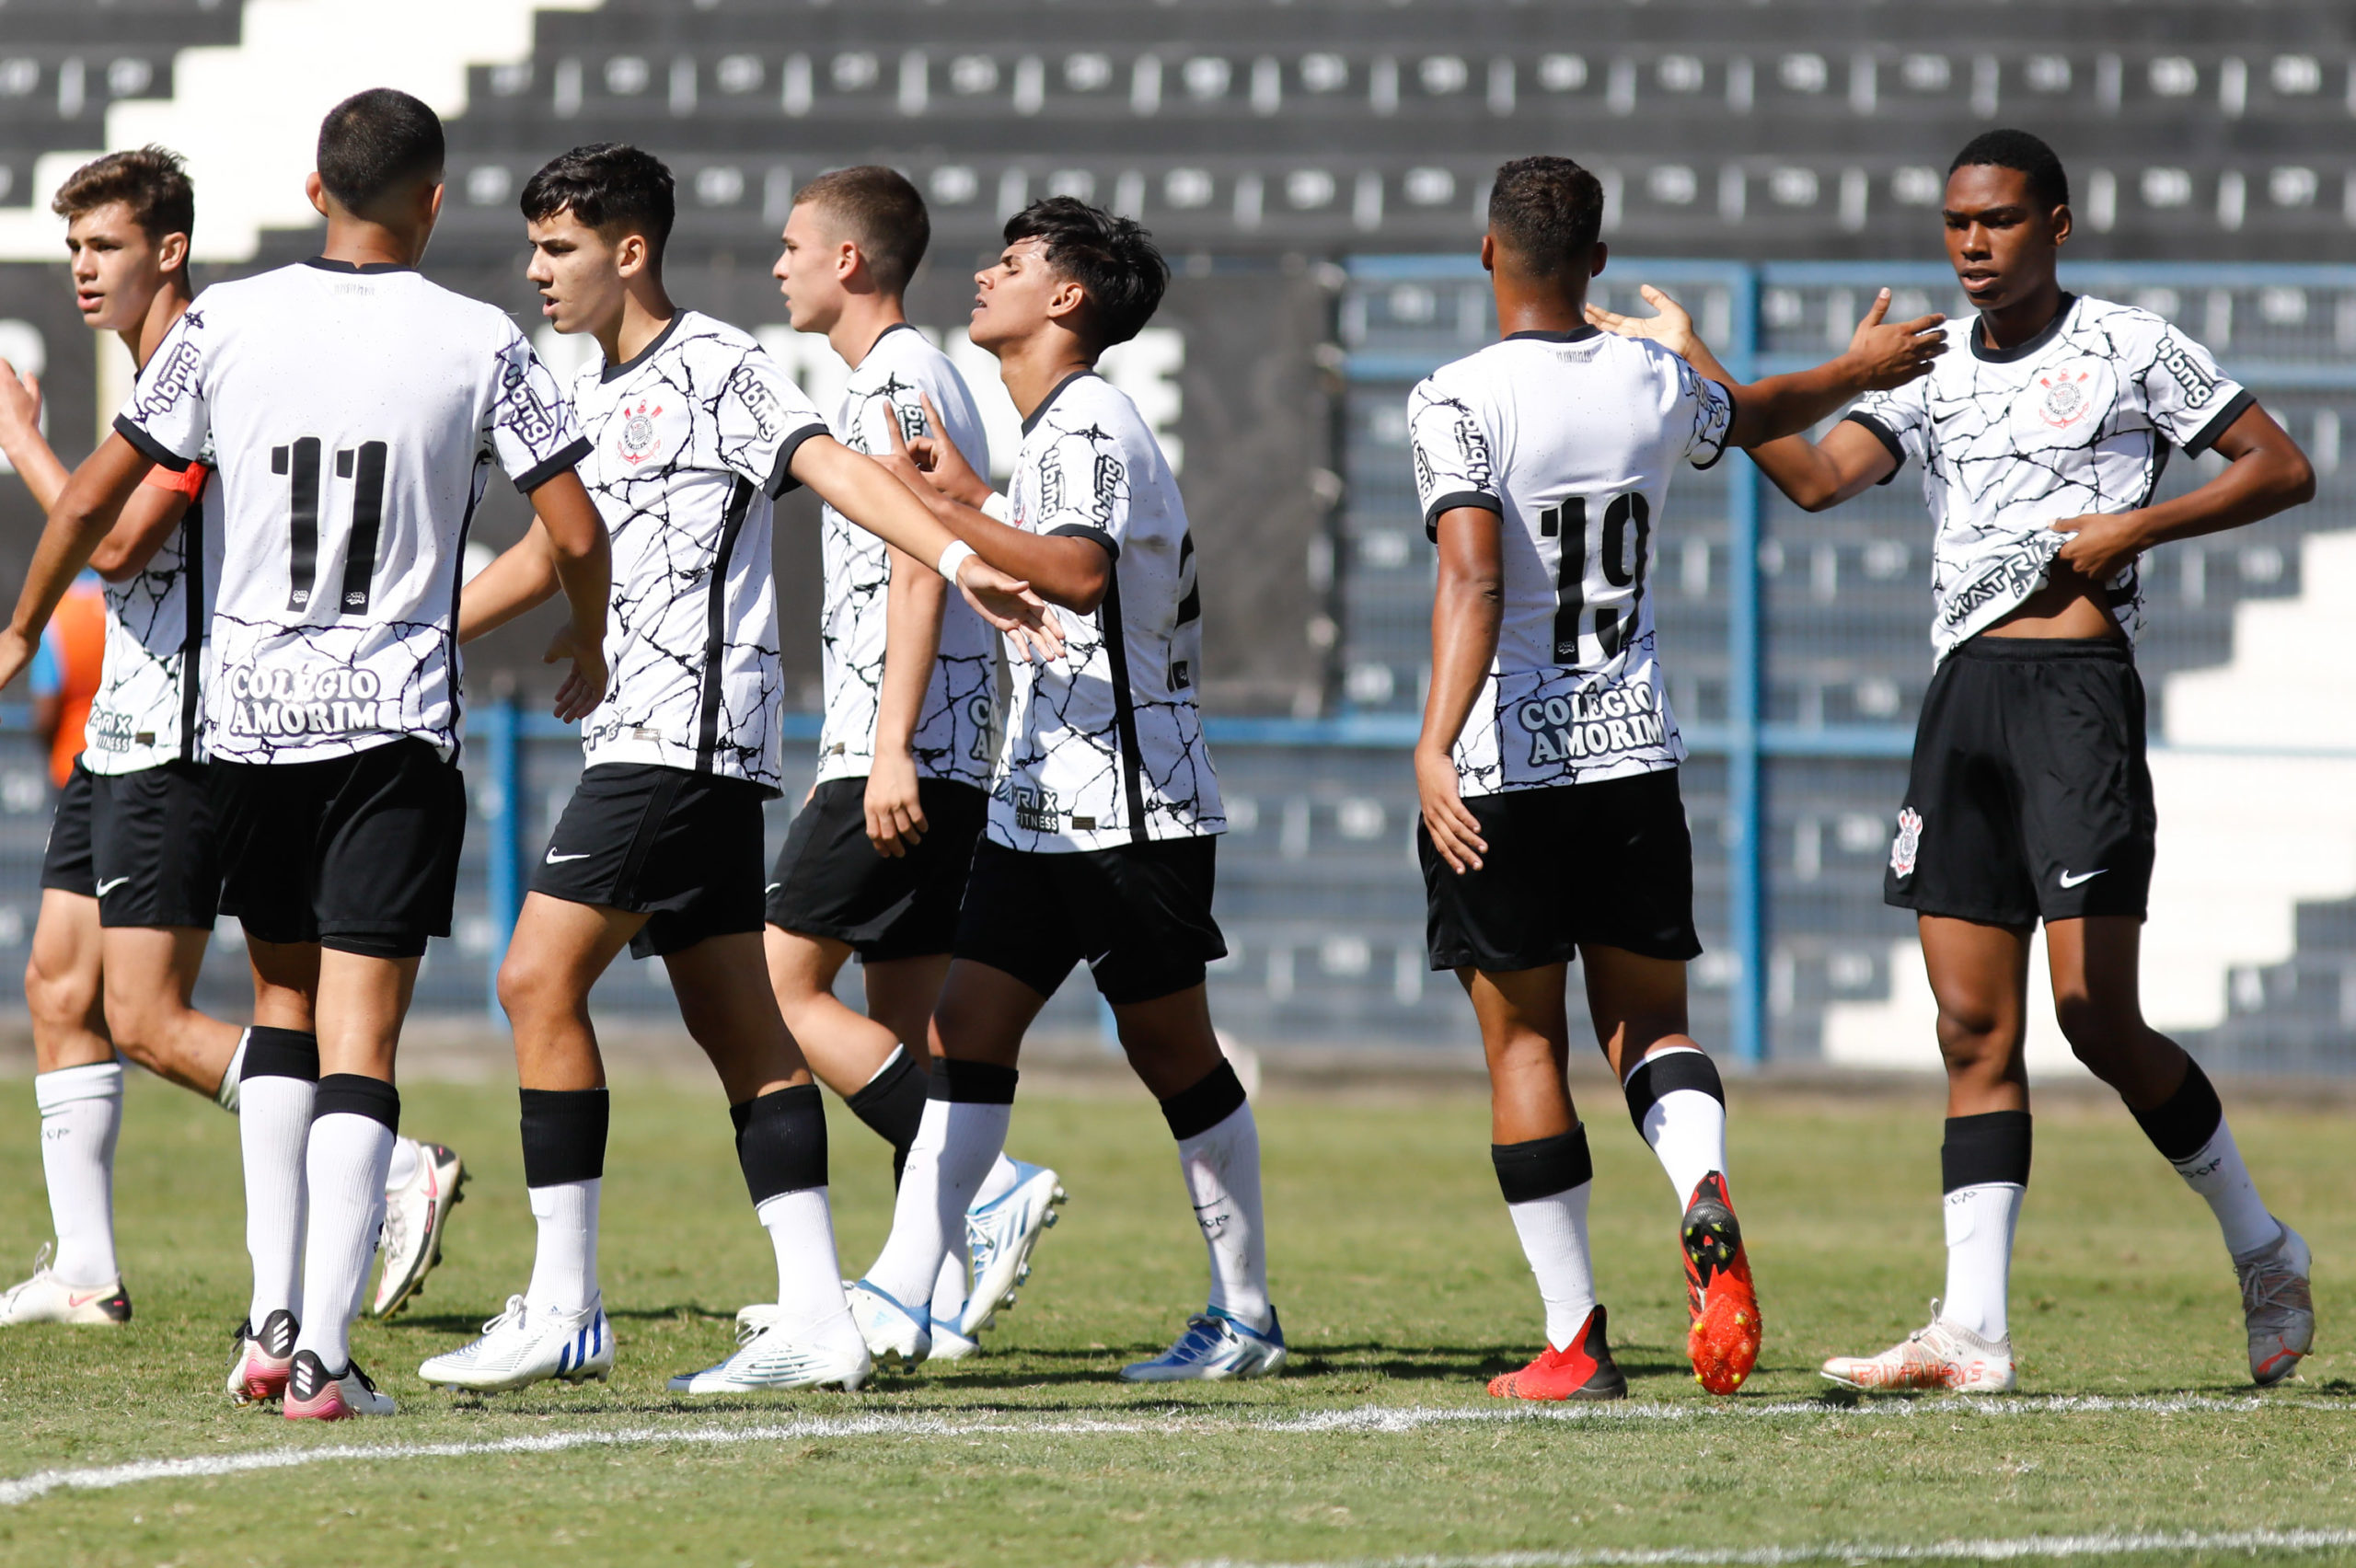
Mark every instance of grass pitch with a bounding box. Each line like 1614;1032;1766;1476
0;1063;2349;1568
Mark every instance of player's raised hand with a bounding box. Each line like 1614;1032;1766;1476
1845;288;1947;389
543;623;608;722
953;556;1065;663
1585;285;1698;360
0;361;40;447
908;393;996;511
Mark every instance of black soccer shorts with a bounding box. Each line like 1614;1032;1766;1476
1420;767;1703;973
1884;634;2156;928
38;760;97;899
89;761;224;929
953;835;1227;1005
766;777;987;962
534;762;770;960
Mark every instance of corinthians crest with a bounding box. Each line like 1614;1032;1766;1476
2032;369;2093;429
617;399;665;466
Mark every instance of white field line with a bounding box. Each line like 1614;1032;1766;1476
1180;1529;2356;1567
0;1392;2346;1508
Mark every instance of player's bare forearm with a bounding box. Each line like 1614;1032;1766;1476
924;492;1107;612
7;435;148;651
0;425;69;515
877;543;945;757
528;470;612;648
458;523;562;643
2051;405;2316;581
797;435;961;568
87;485;193;582
1748;421;1899;513
1418;505;1504;873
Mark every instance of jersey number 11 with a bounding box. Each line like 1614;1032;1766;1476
271;438;389;617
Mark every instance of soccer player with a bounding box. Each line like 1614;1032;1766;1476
1413;156;1945;1401
765;165;1064;1361
1;90;613;1419
842;197;1277;1382
1592;130;2319;1391
0;146;462;1332
423;144;1057;1396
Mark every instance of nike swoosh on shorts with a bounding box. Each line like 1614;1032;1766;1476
2058;868;2108;888
545;850;594;864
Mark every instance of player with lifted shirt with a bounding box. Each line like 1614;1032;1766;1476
1414;156;1944;1401
3;91;612;1419
427;145;1055;1396
1593;130;2318;1391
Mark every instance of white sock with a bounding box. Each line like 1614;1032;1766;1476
35;1063;123;1286
1941;1182;2023;1342
1178;1101;1271;1332
2171;1120;2281;1259
865;1098;1008;1309
1629;1047;1728;1205
239;1073;315;1326
384;1136;421;1194
214;1032;248;1113
524;1179;600;1319
930;1151;1019;1320
1506;1182;1597;1352
974;1152;1021;1208
292;1113;394;1372
756;1188;856;1334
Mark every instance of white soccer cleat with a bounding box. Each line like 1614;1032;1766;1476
0;1245;130;1326
283;1349;398;1420
1820;1302;2017;1393
2237;1220;2316;1387
418;1295;613;1392
843;1279;930;1370
372;1140;465;1318
667;1305;872;1393
927;1316;981;1363
225;1309;298;1406
961;1160;1066;1338
1120;1307;1288;1383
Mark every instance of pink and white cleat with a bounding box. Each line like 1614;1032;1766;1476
225;1309;298;1406
282;1349;397;1420
1820;1301;2016;1393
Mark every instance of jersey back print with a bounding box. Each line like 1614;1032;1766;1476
82;440;221;774
1845;294;2252;660
814;323;1000;790
569;312;829;793
1408;327;1732;796
993;371;1223;853
115;259;589;765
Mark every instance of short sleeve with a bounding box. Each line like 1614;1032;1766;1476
1674;358;1735;470
1406;376;1501;540
1844;374;1929;486
2134;319;2254;456
488;330;591;493
1030;424;1128;560
718;347;829;498
113;306;209;471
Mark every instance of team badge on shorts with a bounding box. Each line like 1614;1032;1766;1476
617;400;665;466
1889;807;1923;879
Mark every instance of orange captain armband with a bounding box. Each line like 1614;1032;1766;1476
141;460;208;500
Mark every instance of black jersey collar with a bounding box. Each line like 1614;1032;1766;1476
1505;325;1602;344
303;257;415;275
602;312;687;383
1021;369;1098;436
865;320;919;358
1970;293;2077;363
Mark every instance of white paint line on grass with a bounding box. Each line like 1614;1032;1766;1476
1;1393;2346;1507
1179;1529;2356;1567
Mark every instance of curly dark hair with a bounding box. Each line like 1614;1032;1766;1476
1004;196;1169;349
1486;156;1604;277
1948;128;2070;212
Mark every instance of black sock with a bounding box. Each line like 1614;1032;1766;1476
312;1073;399;1132
1621;1048;1726;1130
1491;1125;1594;1204
1158;1059;1247;1141
2128;1060;2225;1164
241;1026;320;1083
1942;1110;2033;1193
733;1084;829;1205
520;1087;609;1188
845;1048;930;1186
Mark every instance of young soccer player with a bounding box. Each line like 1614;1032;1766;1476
842;197;1276;1382
423;145;1057;1396
1413;156;1945;1401
766;165;1064;1361
1;91;613;1419
1592;130;2318;1391
0;146;462;1332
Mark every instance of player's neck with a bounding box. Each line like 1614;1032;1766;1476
827;294;907;371
996;328;1095;421
1975;278;2067;352
117;275;193;372
601;280;677;369
319;215;427;272
1493;284;1589;340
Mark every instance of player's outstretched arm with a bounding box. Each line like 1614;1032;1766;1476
867;544;944;858
0;360;69;513
0;433;152;690
528;470;613;722
1417;504;1504;875
2050;405;2315;583
457;522;561;643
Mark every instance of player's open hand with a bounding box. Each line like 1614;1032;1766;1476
1843;288;1947;389
1415;744;1487;875
0;360;40;448
863;747;928;859
954;555;1065;663
906;393;996;511
543;625;608;722
0;628;34;696
2048;511;2145;583
1585;285;1698;360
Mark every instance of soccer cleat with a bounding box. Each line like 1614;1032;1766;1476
372;1140;465;1318
1681;1172;1762;1395
2237;1220;2316;1387
417;1295;613;1392
843;1279;931;1369
283;1349;398;1420
960;1160;1066;1338
0;1245;130;1326
667;1306;872;1393
927;1316;982;1363
225;1309;299;1405
1488;1304;1629;1401
1120;1306;1288;1382
1820;1302;2017;1393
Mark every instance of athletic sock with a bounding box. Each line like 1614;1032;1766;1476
520;1088;609;1319
214;1031;248;1113
383;1136;421;1194
35;1062;123;1286
293;1075;398;1373
1161;1061;1272;1334
237;1028;318;1327
929;1152;1022;1325
844;1045;929;1186
1493;1126;1598;1353
974;1152;1021;1207
863;1060;1015;1311
1940;1111;2030;1343
2129;1060;2281;1259
1622;1044;1730;1206
734;1085;850;1332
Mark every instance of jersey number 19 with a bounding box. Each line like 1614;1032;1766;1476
1542;491;1651;665
271;437;389;616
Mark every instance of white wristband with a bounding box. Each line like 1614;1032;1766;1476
979;491;1011;524
935;540;976;583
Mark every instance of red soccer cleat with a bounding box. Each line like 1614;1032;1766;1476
1487;1304;1628;1401
1682;1171;1762;1395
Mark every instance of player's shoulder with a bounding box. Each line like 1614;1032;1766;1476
672;309;763;356
1033;368;1141;441
2062;294;2193;360
1412;345;1507;412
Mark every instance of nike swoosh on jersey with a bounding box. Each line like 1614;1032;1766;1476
2058;868;2108;888
94;876;131;896
545;850;594;864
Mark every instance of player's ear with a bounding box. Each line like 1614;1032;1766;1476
837;239;861;283
1045;276;1087;327
156;231;190;276
1479;232;1496;274
2048;203;2073;248
305;171;329;219
1590;241;1609;280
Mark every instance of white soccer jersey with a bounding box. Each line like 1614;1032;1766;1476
1407;328;1732;796
116;259;587;766
814;323;1000;790
993;372;1222;853
81;444;221;774
570;313;828;791
1846;294;2253;661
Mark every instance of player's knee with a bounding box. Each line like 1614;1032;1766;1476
2052;991;2135;1066
496;949;573;1027
23;951;94;1028
1933;1001;2015;1074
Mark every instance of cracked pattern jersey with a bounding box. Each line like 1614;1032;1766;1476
995;371;1222;852
1845;293;2253;662
115;259;588;765
1407;327;1732;797
570;312;828;791
82;438;220;774
814;323;1000;790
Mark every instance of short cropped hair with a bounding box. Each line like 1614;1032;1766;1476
1949;129;2070;213
522;144;677;263
52;145;194;256
1486;156;1605;276
1003;197;1168;350
316;88;445;216
794;166;930;295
